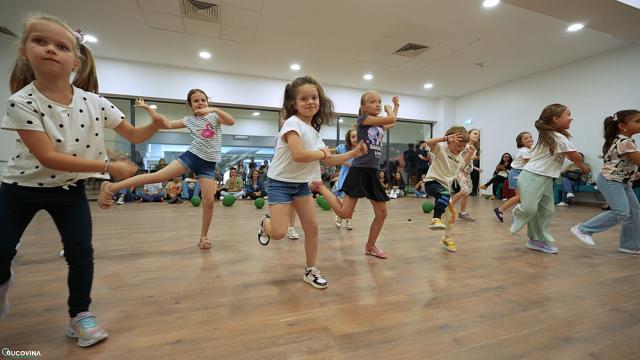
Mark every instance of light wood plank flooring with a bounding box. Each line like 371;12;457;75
1;196;639;359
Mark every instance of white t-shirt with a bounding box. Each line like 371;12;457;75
524;133;576;178
1;82;123;187
425;142;465;189
511;147;532;170
268;116;326;183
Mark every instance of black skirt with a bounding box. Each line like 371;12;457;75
341;167;389;202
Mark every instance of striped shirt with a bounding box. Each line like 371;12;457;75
184;113;222;162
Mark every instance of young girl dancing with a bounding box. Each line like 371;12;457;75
0;15;163;347
510;104;588;254
311;91;399;259
257;76;366;289
98;88;235;250
493;131;533;222
333;127;357;229
571;110;640;254
451;128;480;221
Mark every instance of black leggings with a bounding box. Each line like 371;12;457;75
484;175;507;196
0;182;94;318
425;181;450;219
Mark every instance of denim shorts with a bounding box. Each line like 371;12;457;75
508;168;522;190
266;178;311;205
177;151;216;179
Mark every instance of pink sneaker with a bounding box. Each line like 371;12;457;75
365;245;387;259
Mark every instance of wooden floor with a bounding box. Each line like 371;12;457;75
2;196;639;359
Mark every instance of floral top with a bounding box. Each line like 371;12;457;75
601;135;638;183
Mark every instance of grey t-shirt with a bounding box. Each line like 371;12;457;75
351;113;384;169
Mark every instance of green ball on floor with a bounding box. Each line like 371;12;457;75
317;198;331;211
316;195;324;206
254;198;265;209
222;195;236;207
190;196;201;207
421;201;434;213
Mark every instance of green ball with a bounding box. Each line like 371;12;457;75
190;196;201;207
222;195;236;207
316;195;324;206
318;198;331;211
421;201;434;213
254;198;265;209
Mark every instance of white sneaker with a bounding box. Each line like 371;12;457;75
346;219;353;230
556;202;568;207
334;215;342;228
287;226;300;240
67;311;108;347
219;195;224;201
303;267;328;289
566;192;575;199
116;195;125;205
570;224;595;246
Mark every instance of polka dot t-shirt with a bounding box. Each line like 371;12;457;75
1;82;124;187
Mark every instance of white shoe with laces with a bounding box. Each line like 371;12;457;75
287;226;300;240
66;311;108;347
566;192;575;199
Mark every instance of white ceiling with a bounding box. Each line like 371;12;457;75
0;0;636;98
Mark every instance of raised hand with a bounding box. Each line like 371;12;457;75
134;98;151;110
447;134;465;144
384;105;393;114
392;96;399;107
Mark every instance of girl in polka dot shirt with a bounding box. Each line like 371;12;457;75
0;15;166;347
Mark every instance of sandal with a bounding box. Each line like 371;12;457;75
98;181;115;209
365;245;387;259
198;237;212;250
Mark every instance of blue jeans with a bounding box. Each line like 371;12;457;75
579;173;640;250
181;182;201;199
561;176;579;202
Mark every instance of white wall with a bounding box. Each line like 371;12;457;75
455;45;640;185
96;58;439;121
0;37;19;171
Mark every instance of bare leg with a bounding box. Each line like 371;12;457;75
293;196;319;267
311;182;359;219
500;190;521;212
264;203;292;240
99;161;186;208
366;200;388;251
289;205;296;227
199;178;217;240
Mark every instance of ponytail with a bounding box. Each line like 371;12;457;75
72;43;99;93
602;110;640;157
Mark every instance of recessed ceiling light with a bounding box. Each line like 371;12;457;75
482;0;500;8
199;51;211;59
149;105;157;110
290;63;301;71
83;34;98;43
338;118;344;123
252;112;260;116
423;83;434;89
363;73;373;81
567;23;584;32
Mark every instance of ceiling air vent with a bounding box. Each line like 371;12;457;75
394;43;429;58
0;26;18;38
180;0;221;22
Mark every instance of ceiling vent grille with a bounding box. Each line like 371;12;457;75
0;26;17;38
394;43;429;58
180;0;221;22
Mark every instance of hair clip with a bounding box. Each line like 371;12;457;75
612;114;618;121
73;28;85;43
